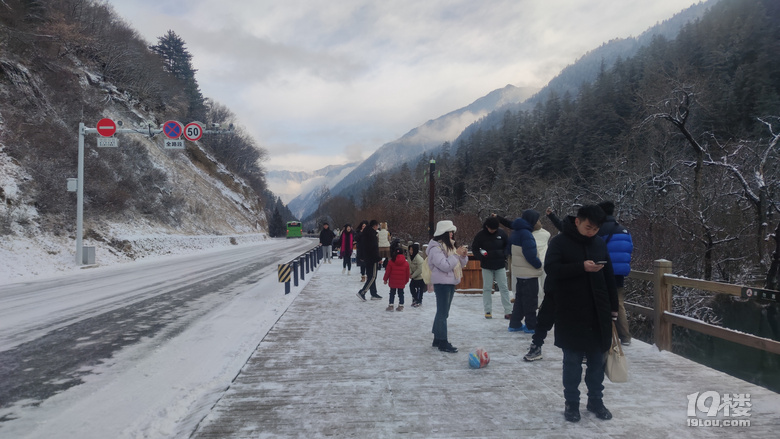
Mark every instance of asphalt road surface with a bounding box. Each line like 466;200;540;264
0;238;315;414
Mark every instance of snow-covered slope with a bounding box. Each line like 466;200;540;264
267;162;360;218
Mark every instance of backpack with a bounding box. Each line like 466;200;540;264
421;256;432;284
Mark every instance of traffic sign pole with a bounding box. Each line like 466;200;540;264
76;123;85;264
74;120;234;265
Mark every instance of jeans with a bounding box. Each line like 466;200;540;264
322;245;332;261
389;288;405;305
509;277;539;329
432;284;455;340
481;267;512;315
562;348;606;403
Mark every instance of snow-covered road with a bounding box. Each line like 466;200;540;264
0;238;318;438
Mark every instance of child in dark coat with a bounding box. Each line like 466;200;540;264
383;240;410;311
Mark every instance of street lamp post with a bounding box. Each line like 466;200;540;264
428;159;435;238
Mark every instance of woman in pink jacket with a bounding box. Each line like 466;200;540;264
427;220;469;353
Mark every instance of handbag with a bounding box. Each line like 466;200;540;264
605;322;628;383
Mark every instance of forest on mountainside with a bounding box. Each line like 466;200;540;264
327;0;780;288
0;0;289;236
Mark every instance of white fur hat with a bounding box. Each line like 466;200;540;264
433;220;457;237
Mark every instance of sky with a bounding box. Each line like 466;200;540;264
105;0;702;173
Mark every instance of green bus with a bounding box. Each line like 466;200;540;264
286;221;302;238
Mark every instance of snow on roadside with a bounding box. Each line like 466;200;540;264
0;230;269;285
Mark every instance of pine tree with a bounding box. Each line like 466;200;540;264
270;207;285;238
150;30;206;119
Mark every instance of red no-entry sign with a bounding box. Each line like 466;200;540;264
96;118;117;137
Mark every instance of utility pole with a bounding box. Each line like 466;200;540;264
428;159;435;238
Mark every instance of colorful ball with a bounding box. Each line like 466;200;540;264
468;352;481;369
476;347;490;367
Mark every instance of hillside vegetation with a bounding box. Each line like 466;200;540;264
345;0;780;288
0;1;273;250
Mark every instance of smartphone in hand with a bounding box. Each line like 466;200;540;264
595;260;608;265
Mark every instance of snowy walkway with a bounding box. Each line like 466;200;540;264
191;260;780;438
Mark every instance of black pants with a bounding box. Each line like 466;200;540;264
410;279;425;304
562;348;606;403
509;278;539;330
359;262;378;296
342;253;352;271
532;292;555;347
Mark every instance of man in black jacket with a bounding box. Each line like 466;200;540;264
357;220;382;301
471;216;511;319
318;223;336;264
545;205;618;423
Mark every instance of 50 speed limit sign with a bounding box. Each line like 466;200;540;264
184;122;203;141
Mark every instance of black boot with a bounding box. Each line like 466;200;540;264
564;401;581;422
432;338;442;348
586;399;613;420
438;340;458;353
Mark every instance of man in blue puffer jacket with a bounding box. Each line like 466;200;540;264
597;201;633;346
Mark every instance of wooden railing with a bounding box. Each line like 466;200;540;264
626;259;780;355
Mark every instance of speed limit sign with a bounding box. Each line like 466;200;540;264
184;122;203;141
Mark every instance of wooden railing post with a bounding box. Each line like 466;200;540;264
653;259;673;351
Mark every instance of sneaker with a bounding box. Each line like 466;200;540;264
485;313;492;319
412;302;421;308
504;314;511;320
347;270;350;276
522;325;535;334
564;401;581;422
587;400;613;420
386;305;394;311
507;326;524;332
621;339;631;346
361;275;366;282
370;295;383;300
438;341;458;353
342;268;346;274
357;291;367;301
396;305;404;312
523;343;543;361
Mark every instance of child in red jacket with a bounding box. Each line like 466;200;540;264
383;242;410;311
